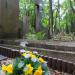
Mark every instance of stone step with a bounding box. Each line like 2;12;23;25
0;39;75;52
27;41;75;52
28;47;75;63
0;44;75;63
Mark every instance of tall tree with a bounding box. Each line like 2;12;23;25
35;0;41;32
48;0;53;38
70;0;75;13
69;0;75;33
57;0;60;31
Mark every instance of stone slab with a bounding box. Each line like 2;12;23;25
0;55;7;61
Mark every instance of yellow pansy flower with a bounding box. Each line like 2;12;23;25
38;66;42;70
34;70;42;75
2;64;7;72
26;51;30;53
34;66;43;75
29;51;32;54
24;64;33;75
6;64;13;74
22;53;26;57
30;54;36;58
39;57;45;63
30;53;33;57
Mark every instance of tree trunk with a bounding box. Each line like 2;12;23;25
54;14;59;34
48;0;53;38
57;0;60;31
35;0;41;32
69;0;75;33
69;0;75;13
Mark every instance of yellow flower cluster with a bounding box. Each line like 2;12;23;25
22;51;45;75
2;64;13;74
22;51;45;63
22;51;36;58
24;64;43;75
1;51;47;75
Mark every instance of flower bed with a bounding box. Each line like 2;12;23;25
1;50;49;75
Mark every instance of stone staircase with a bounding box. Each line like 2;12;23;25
0;39;75;63
0;40;75;74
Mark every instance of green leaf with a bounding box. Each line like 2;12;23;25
18;61;24;69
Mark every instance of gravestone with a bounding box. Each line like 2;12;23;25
0;0;19;38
